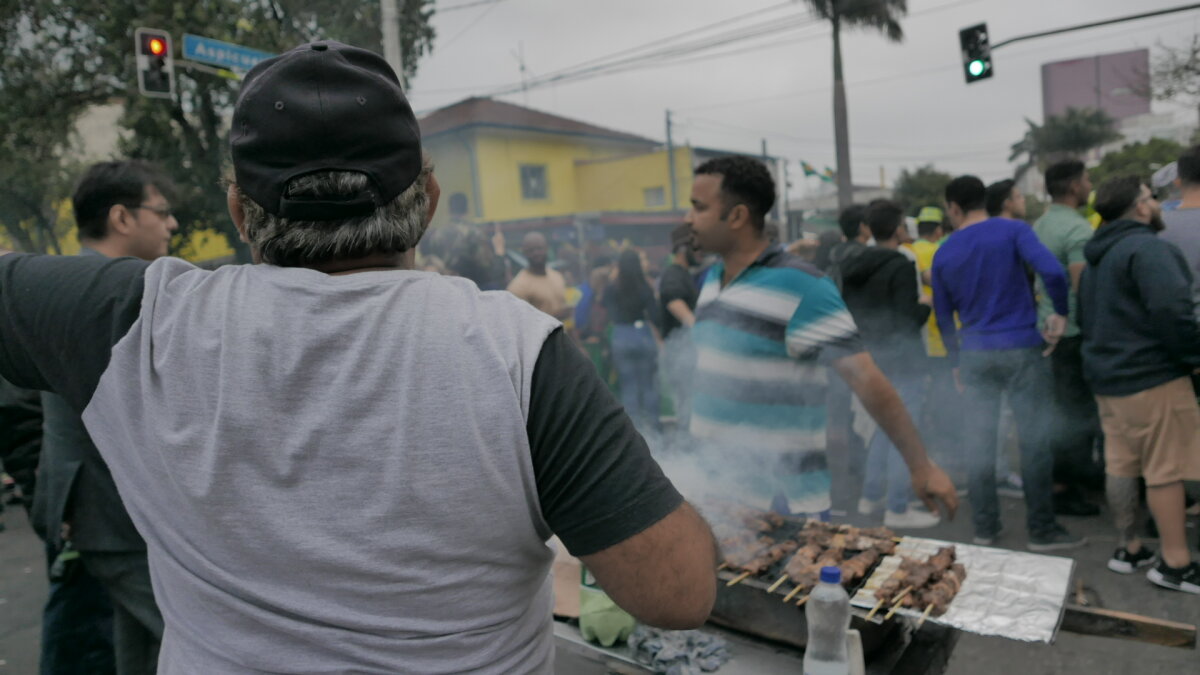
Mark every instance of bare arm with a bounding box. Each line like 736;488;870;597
581;502;717;629
666;299;696;328
1068;261;1085;293
833;352;958;519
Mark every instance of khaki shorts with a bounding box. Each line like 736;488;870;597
1096;377;1200;487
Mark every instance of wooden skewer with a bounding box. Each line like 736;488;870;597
726;571;752;587
783;585;806;602
717;563;730;571
883;587;914;621
865;597;887;620
796;594;810;607
766;575;789;593
916;603;935;629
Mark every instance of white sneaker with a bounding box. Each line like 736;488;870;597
884;509;940;529
858;497;883;516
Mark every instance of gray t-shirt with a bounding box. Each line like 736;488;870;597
0;254;682;674
1162;207;1200;316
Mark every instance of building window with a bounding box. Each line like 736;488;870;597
643;186;665;208
520;164;548;200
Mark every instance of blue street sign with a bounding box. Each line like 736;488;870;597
182;34;273;71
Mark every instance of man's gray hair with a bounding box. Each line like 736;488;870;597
236;155;432;267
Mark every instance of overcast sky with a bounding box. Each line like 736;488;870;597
406;0;1200;198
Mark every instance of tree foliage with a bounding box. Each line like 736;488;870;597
0;1;436;255
1009;108;1122;180
892;164;952;215
800;0;908;41
1151;35;1200;102
1089;138;1184;187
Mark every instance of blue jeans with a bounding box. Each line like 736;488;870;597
863;375;925;514
612;323;660;432
959;348;1058;539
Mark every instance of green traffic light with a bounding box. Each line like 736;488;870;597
968;60;987;77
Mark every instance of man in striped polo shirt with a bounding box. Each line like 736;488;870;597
686;156;957;520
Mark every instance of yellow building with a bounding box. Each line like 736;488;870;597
419;97;713;264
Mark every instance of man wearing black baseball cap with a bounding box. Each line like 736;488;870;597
0;41;716;673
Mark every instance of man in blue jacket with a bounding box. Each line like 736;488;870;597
933;175;1085;551
1080;175;1200;594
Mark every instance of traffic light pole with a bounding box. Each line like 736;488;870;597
991;3;1200;50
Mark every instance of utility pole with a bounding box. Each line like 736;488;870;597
666;110;678;211
381;0;405;80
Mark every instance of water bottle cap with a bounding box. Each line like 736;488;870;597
819;566;841;584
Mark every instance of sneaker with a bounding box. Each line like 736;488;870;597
857;497;883;516
1147;561;1200;594
884;509;941;529
997;474;1024;499
973;526;1005;546
1028;526;1087;552
1107;546;1156;574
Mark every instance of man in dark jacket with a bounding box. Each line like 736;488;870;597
1080;175;1200;594
826;203;869;292
32;161;178;674
841;200;938;529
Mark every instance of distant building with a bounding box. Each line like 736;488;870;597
1042;49;1151;122
418;97;775;263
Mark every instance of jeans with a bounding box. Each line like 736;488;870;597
82;552;164;675
863;375;925;514
920;357;964;479
959;348;1058;539
611;323;660;432
41;542;116;675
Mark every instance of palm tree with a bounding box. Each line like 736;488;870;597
1009;107;1122;180
801;0;908;208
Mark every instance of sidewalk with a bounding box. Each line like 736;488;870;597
0;508;47;674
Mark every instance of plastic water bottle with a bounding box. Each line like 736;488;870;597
804;566;851;675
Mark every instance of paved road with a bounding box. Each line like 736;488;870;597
2;492;1197;674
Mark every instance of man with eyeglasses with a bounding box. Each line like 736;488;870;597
32;160;178;674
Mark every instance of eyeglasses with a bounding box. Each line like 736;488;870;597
131;203;174;219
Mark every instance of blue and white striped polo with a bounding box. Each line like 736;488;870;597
690;244;863;514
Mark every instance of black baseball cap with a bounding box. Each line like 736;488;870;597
231;41;422;221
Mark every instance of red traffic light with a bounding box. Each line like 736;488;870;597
149;38;166;56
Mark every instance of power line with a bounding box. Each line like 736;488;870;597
438;0;509;49
437;0;507;13
678;12;1189;114
527;1;799;78
483;13;823;96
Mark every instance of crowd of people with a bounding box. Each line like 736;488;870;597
803;155;1199;593
0;37;1194;675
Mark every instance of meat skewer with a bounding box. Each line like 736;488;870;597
917;603;935;629
883;586;914;620
911;563;967;615
724;538;799;586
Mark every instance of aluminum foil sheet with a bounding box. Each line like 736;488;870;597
849;536;1074;644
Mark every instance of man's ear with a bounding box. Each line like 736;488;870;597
227;184;250;244
424;172;441;228
106;203;135;237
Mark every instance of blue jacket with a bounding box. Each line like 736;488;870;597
932;217;1069;365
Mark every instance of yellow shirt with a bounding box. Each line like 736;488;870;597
911;239;946;357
